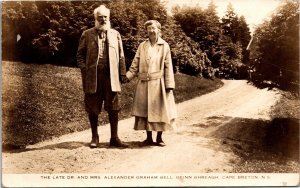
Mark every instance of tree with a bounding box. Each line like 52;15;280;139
221;3;240;43
172;5;217;63
108;1;147;67
252;1;299;91
173;2;249;75
2;1;42;61
238;16;251;64
2;0;211;76
219;3;246;67
203;0;222;66
172;6;205;39
163;17;206;75
134;0;168;26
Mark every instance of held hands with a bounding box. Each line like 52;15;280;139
121;75;130;84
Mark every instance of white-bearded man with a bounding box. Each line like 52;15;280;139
77;5;129;148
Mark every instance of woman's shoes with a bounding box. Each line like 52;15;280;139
140;138;166;147
140;138;155;146
156;138;166;147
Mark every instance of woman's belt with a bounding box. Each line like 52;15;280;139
138;71;163;81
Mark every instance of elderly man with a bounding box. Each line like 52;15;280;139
77;5;128;148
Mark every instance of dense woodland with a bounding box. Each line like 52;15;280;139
250;1;299;92
2;0;299;91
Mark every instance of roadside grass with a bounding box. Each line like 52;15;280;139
211;91;299;173
2;61;223;147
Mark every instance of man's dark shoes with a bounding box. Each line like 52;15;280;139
110;137;129;148
156;138;166;147
90;136;99;148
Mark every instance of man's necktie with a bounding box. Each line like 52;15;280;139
98;31;106;39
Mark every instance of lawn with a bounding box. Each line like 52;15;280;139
2;61;223;147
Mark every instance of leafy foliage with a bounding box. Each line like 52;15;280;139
172;1;251;77
221;3;240;43
251;1;299;92
238;16;251;64
2;0;213;75
220;3;251;66
162;17;210;75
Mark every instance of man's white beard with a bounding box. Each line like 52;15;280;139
95;20;111;31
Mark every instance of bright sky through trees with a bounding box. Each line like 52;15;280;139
166;0;281;32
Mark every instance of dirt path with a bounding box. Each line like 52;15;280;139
2;80;281;174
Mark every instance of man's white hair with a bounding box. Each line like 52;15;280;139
94;5;110;19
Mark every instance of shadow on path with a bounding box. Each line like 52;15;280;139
190;116;299;173
3;141;155;153
209;117;299;160
179;116;299;172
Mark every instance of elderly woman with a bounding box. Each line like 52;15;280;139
126;20;177;146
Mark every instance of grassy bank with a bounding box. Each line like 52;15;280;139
2;61;223;147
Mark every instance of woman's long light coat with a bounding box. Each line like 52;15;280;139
126;37;177;123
